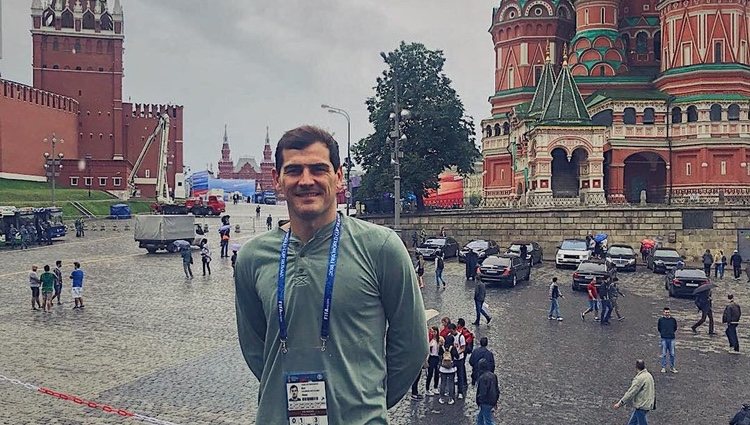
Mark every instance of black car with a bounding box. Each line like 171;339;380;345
572;260;618;291
458;239;500;263
477;254;531;287
665;268;710;297
415;237;459;260
507;241;544;265
606;244;638;271
647;248;683;273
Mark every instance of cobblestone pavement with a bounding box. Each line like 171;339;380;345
1;206;749;424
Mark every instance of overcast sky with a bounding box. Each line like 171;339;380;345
0;0;497;172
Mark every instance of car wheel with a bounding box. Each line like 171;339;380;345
571;282;577;291
146;247;157;254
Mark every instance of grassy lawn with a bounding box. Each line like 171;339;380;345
0;178;153;218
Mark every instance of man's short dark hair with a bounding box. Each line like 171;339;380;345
480;337;488;347
44;264;50;271
663;307;670;311
275;125;341;173
552;277;558;282
635;359;646;370
448;323;457;331
55;260;61;266
728;294;734;300
290;385;298;391
74;261;80;268
457;318;466;327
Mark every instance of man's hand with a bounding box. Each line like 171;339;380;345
613;402;621;409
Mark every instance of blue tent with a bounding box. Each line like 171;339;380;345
109;204;131;219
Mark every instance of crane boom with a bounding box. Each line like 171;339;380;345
126;113;171;201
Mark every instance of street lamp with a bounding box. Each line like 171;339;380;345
43;134;64;206
321;104;352;215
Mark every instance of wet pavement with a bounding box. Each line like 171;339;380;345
1;204;749;424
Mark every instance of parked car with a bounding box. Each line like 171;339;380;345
416;237;459;260
606;244;638;272
507;241;544;264
665;268;709;298
555;239;591;268
458;239;500;263
647;248;683;273
571;260;618;291
477;254;531;287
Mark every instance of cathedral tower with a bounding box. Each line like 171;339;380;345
567;0;628;76
218;125;234;178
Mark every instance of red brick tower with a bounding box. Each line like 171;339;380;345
259;127;274;191
31;0;124;161
217;125;234;178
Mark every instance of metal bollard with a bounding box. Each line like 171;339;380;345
235;224;241;233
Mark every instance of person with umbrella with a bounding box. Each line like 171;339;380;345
691;282;716;335
640;239;654;263
465;249;479;281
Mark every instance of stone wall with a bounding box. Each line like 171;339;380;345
364;206;750;262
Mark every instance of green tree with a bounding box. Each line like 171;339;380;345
353;42;480;210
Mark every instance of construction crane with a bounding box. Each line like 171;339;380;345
126;113;186;214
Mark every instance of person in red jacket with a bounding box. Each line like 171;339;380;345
439;317;452;339
581;278;600;321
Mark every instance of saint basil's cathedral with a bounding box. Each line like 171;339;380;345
480;0;750;206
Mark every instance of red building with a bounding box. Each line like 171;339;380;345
482;0;750;206
0;0;184;198
216;126;275;192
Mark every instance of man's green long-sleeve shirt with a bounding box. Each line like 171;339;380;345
235;215;428;424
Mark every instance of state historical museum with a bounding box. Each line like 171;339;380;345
0;0;184;198
481;0;750;207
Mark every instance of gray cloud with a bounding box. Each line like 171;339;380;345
0;0;496;172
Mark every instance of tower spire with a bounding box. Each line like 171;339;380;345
223;124;228;143
265;126;270;144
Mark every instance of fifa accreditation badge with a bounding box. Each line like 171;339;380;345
286;372;329;424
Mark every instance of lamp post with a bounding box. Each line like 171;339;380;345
43;134;64;206
380;51;411;232
321;104;352;215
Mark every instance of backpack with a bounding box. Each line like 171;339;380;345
461;328;474;354
437;256;444;270
441;347;454;368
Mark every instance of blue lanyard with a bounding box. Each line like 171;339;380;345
277;214;342;354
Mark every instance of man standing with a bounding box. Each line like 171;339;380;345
256;205;261;218
581;278;600;321
50;260;63;306
234;126;427;424
609;279;625;321
70;261;84;309
40;265;55;312
450;322;468;400
436;252;447;289
469;337;495;386
657;307;678;373
475;358;500;425
702;249;713;277
613;359;655;425
691;285;715;335
599;280;613;325
28;265;42;311
473;279;491;325
730;250;743;280
548;277;564;321
266;213;273;231
722;294;742;353
181;246;193;279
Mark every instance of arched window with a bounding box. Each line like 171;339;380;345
503;122;510;135
592;109;613;126
61;9;74;28
710;104;722;121
687;106;698;122
100;13;113;31
600;7;605;23
52;65;59;69
643;108;655;124
485;125;492;137
621;33;631;51
494;124;502;136
636;32;648;54
728;104;740;121
42;8;55;27
52;39;59;51
82;11;95;30
714;42;723;63
653;31;661;60
671;107;682;124
623;108;637;124
74;40;81;53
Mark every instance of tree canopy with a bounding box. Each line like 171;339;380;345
353;41;480;210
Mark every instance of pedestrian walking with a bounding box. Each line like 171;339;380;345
40;265;55;313
219;225;230;258
609;279;625;321
438;333;458;405
581;278;600;321
722;294;742;353
702;249;713;277
410;361;424;401
730;250;743;280
265;213;272;231
181;246;194;279
425;326;441;396
600;280;613;325
548;277;564;321
255;205;261;218
411;231;418;248
691;285;715;335
714;250;724;279
657;307;678;373
475;358;499;425
70;261;85;309
19;226;29;249
439;226;447;237
435;252;446;289
50;260;63;306
613;359;656;425
200;239;212;276
420;228;427;245
452;320;469;399
469;337;495;386
415;253;425;289
473;279;491;325
28;265;41;311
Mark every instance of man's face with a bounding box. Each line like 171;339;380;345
663;309;670;317
291;386;298;399
273;142;343;221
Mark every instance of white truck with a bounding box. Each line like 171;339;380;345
134;215;206;254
